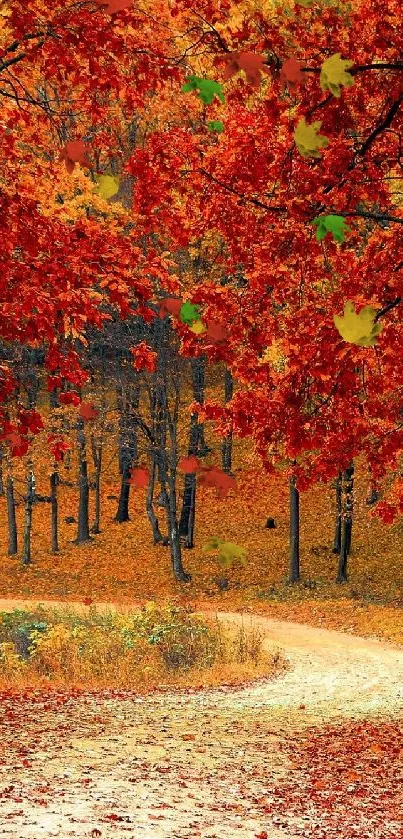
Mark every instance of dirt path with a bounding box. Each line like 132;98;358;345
0;599;402;839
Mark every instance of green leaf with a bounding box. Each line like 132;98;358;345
333;301;383;346
312;214;351;243
294;118;329;158
295;0;315;5
208;120;225;133
320;53;354;98
217;542;248;569
180;301;201;325
182;76;226;105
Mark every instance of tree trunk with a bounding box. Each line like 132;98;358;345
49;388;60;409
75;418;91;543
90;436;102;534
115;383;140;523
146;455;168;545
221;368;234;474
50;469;59;553
337;464;354;583
164;478;191;582
22;465;35;565
332;472;342;554
6;474;18;555
179;356;209;546
0;445;4;495
289;475;300;583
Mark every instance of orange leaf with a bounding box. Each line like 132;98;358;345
79;403;99;421
280;57;305;89
127;466;150;487
178;455;201;473
221;51;271;88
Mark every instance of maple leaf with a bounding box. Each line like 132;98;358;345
198;466;237;498
180;301;201;325
188;319;207;334
202;538;247;568
178;455;201;473
280;58;304;90
94;174;120;200
182;76;225;105
208;120;224;133
127;466;150;487
83;597;93;606
333;301;383;346
79;402;99;421
158;298;183;320
294;118;329;158
96;0;133;13
221;52;271;89
320;53;354;98
205;320;229;343
312;214;351;243
60;139;90;174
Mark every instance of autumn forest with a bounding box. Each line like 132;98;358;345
0;0;402;837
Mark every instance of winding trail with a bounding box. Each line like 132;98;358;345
0;599;402;838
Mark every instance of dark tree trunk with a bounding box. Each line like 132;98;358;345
332;472;342;554
146;456;168;545
221;368;234;474
6;475;18;555
50;469;59;553
25;348;39;409
75;418;91;543
90;437;102;534
0;445;4;495
115;383;140;523
49;388;60;409
22;466;35;565
155;316;190;582
179;356;210;546
336;464;354;583
289;475;300;583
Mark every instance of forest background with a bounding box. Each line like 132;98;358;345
0;0;402;648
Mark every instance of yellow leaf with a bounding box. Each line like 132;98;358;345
294;118;329;158
333;301;383;346
188;320;207;334
320;53;354;97
95;175;120;200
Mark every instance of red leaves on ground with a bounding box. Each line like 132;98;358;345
221;52;272;88
127;466;150;487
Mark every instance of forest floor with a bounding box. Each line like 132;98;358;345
0;601;402;839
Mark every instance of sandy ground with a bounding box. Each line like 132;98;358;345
0;599;402;839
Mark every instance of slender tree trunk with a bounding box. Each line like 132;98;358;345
6;474;18;555
22;464;35;565
0;445;4;496
49;388;60;409
146;455;168;545
115;383;139;523
289;474;300;583
75;418;91;543
50;469;59;553
221;368;234;474
179;356;209;546
337;464;354;583
90;438;102;533
332;472;342;554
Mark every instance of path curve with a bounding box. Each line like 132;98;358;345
0;598;402;839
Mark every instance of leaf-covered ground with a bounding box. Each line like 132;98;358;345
0;607;402;838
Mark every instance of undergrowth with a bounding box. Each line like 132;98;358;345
0;602;286;691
